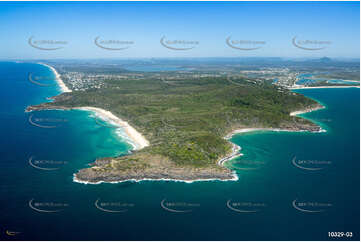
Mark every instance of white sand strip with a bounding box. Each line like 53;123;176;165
290;105;325;116
223;127;314;140
342;80;360;83
38;62;72;93
36;63;148;150
77;107;149;150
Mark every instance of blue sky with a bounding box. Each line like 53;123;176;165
0;1;359;59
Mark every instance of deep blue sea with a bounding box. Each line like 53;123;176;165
0;62;359;241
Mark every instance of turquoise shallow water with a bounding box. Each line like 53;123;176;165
0;62;359;240
296;73;358;85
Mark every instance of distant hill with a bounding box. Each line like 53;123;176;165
319;57;332;62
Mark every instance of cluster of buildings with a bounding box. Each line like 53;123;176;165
61;72;106;91
60;66;304;91
240;68;300;87
61;72;144;91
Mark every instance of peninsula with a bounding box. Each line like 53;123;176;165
26;65;324;183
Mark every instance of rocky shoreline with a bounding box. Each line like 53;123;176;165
73;153;238;184
73;166;238;184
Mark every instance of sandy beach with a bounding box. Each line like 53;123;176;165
290;105;325;116
38;62;72;93
221;104;327;164
36;63;149;150
224;109;326;139
34;63;150;151
77;107;149;150
217;143;242;166
224;127;315;140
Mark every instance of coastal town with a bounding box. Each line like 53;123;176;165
48;59;360;92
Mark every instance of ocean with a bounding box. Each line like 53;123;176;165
0;62;359;241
